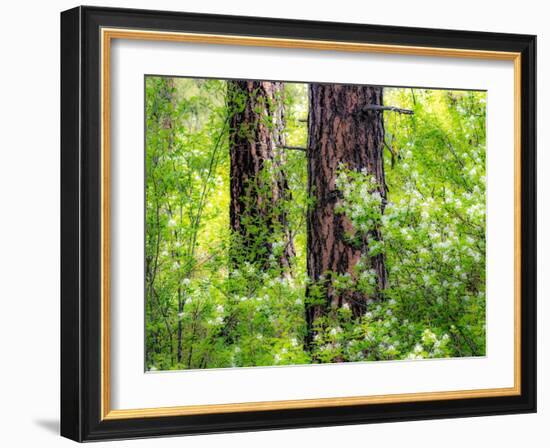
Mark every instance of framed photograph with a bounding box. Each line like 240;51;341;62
61;6;536;442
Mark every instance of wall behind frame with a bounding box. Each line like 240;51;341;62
0;0;545;447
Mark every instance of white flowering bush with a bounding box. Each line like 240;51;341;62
308;89;486;362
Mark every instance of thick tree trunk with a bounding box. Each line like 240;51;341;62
227;80;295;271
305;84;387;345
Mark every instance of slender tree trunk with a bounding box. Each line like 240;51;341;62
227;80;295;271
177;285;183;364
146;77;178;365
305;84;387;347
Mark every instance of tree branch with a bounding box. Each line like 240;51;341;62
362;105;414;115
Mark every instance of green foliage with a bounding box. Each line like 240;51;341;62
145;78;486;370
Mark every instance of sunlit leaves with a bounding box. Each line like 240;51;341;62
145;79;487;370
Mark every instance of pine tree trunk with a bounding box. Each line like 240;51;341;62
228;80;295;271
305;84;387;345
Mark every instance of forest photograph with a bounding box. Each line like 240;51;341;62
145;76;487;371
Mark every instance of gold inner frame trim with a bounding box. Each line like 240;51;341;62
100;27;522;420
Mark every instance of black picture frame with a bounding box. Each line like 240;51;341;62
61;5;536;442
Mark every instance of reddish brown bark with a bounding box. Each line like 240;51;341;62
227;80;295;271
306;84;387;342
